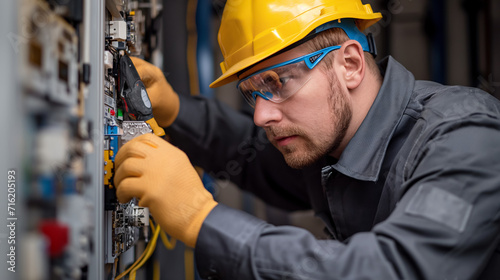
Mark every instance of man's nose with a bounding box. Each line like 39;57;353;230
253;97;283;127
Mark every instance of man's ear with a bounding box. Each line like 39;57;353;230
336;40;365;90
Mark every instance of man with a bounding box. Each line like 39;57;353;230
115;0;500;279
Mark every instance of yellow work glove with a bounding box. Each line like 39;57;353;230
130;57;180;127
114;133;218;248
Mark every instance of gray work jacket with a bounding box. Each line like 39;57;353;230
166;56;500;279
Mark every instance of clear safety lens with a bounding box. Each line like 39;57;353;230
237;60;313;108
237;45;341;108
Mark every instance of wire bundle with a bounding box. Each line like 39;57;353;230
115;219;176;280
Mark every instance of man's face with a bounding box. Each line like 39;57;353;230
243;46;353;169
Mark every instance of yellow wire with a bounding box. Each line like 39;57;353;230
129;220;161;280
186;0;200;96
115;244;148;280
113;256;119;278
153;259;160;280
184;248;195;280
160;229;177;250
115;219;160;280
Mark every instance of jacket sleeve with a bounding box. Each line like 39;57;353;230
195;118;500;280
165;93;310;211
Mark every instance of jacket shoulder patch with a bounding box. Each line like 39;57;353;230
405;184;472;232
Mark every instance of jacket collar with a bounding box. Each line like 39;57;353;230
327;56;415;181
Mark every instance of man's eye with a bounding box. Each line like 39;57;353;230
279;76;290;86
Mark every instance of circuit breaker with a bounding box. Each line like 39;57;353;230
1;0;164;279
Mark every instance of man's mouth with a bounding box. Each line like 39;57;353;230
274;135;297;146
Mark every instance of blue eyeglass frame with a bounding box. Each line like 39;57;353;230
236;45;341;102
236;18;374;104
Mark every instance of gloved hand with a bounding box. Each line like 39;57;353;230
114;133;218;248
130;57;180;127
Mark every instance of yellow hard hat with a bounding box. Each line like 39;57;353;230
210;0;382;88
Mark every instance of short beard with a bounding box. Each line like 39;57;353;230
324;74;352;157
268;75;352;169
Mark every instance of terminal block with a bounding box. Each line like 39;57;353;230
108;200;150;262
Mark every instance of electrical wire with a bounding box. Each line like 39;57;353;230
114;246;148;280
112;256;119;279
160;229;177;250
184;248;195;280
129;219;161;280
186;0;200;96
153;259;160;280
114;219;160;280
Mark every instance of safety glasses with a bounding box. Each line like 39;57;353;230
237;45;341;108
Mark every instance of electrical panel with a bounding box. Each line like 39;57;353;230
103;1;154;265
2;0;163;279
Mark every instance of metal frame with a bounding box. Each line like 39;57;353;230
83;0;105;278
